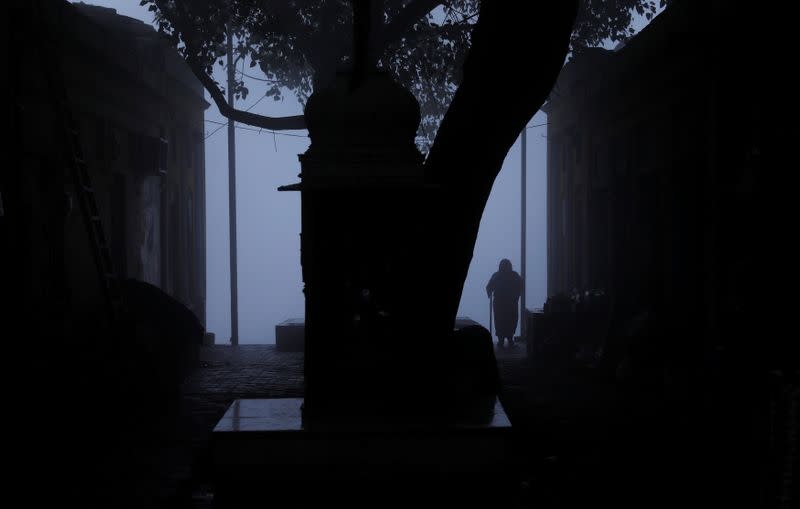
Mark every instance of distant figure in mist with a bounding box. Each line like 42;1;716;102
486;259;522;348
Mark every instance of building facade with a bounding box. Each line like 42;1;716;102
9;1;209;330
542;3;798;505
544;0;768;341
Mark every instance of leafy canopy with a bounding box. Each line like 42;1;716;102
145;0;668;149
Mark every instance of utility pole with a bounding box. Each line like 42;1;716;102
520;129;527;340
227;26;239;346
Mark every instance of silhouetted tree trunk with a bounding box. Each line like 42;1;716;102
418;1;577;335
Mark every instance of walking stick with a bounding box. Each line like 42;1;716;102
489;294;493;336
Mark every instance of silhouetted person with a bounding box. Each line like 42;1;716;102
486;259;522;348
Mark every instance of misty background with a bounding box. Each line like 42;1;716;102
80;1;654;344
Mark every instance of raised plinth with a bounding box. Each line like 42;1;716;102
211;398;516;507
274;318;304;351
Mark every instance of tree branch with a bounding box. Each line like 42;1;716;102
156;0;306;130
187;56;306;130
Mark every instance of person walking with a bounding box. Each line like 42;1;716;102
486;259;522;348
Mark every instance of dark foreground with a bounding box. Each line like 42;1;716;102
25;343;781;509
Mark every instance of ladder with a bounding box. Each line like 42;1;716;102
37;1;124;322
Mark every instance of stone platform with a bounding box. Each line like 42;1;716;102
211;397;516;507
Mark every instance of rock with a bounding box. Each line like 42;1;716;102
118;278;203;406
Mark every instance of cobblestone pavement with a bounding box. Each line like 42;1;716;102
137;342;643;508
180;345;305;453
182;342;526;444
151;343;534;507
109;336;734;509
176;346;305;503
186;345;305;398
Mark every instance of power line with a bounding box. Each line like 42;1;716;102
204;93;271;140
206;111;542;141
238;69;280;83
205;119;308;138
205;118;231;140
205;123;225;140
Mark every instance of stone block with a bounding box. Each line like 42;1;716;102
275;318;304;352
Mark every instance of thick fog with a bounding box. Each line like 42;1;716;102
80;1;652;344
212;99;547;344
203;72;548;344
205;96;547;344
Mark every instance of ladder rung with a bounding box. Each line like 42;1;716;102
43;37;123;318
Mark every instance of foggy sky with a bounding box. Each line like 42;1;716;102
77;1;655;344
